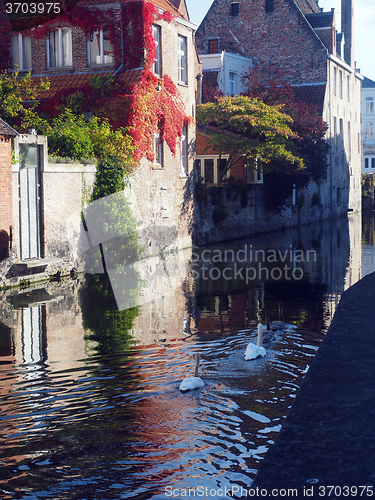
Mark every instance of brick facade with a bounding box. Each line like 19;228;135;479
0;122;17;260
196;0;329;85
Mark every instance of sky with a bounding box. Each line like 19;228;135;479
187;0;375;82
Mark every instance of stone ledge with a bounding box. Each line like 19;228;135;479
13;258;64;274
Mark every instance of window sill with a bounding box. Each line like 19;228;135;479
10;68;32;73
178;81;188;87
89;63;115;68
152;164;164;170
47;66;74;72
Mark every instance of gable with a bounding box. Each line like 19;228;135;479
196;0;328;85
293;0;321;15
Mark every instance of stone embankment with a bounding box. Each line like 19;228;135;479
252;271;375;493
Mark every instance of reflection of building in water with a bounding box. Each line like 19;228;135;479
345;212;362;288
362;246;375;278
0;281;88;375
130;249;195;345
20;305;46;380
362;212;375;278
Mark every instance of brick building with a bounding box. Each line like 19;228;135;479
4;0;200;276
196;0;363;215
362;76;375;173
0;119;18;261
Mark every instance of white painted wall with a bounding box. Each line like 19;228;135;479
200;51;253;95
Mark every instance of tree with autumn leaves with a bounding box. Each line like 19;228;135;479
197;64;329;213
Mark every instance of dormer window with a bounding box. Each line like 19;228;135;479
89;28;114;66
231;2;239;16
11;34;32;70
47;28;72;68
266;0;274;12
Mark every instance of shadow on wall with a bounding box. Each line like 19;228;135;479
0;230;10;261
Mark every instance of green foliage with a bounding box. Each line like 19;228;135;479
196;96;304;186
44;110;94;160
0;70;50;130
39;109;135;167
241;63;329;213
82;273;138;356
89;73;118;98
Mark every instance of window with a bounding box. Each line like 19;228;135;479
365;123;374;141
366;97;374;114
348;121;351;156
209;39;218;54
48;28;72;67
178;35;187;84
246;158;263;184
266;0;274;12
153;133;163;167
152;25;161;76
180;124;188;176
196;156;229;185
347;75;350;102
231;2;239;16
333;116;337;146
365;157;369;169
89;28;114;66
333;67;337;96
229;72;235;95
339;70;343;99
11;34;32;70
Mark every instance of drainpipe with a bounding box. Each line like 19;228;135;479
196;73;202;105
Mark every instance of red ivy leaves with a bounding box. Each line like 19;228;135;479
122;1;174;70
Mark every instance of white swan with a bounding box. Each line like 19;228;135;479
263;311;275;343
179;352;205;392
244;323;267;360
271;302;286;331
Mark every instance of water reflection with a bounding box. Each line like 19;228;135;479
0;212;373;499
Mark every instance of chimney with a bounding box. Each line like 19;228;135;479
341;0;354;67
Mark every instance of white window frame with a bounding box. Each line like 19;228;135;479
11;34;32;71
339;70;343;99
47;28;72;68
180;124;188;177
152;24;161;76
153;133;163;167
366;97;374;114
365;122;374;141
196;155;230;185
229;71;236;95
178;35;187;84
333;67;337;97
364;157;375;171
347;75;350;102
88;28;114;66
246;158;263;184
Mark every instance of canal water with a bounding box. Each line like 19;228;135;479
0;212;374;500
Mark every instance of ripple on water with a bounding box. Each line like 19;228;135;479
0;323;322;499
